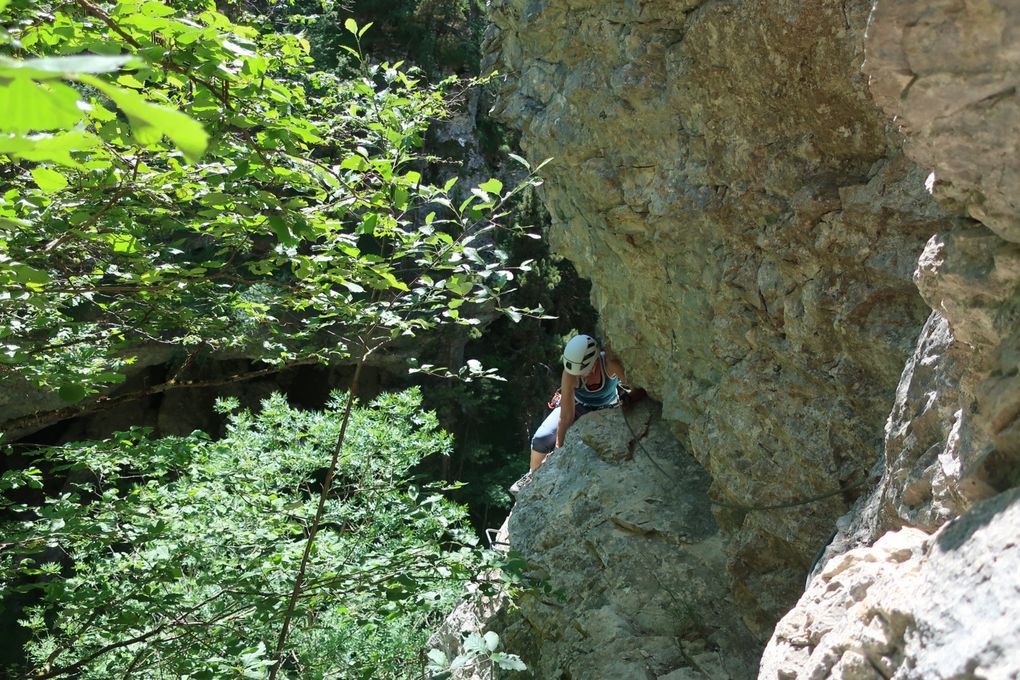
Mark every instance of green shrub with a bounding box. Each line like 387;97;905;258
1;388;482;679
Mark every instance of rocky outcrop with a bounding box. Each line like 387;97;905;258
477;0;1020;674
434;401;760;679
483;0;962;636
863;0;1020;527
761;488;1020;680
864;0;1020;244
763;3;1020;676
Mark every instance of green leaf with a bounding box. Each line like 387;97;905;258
478;178;503;195
491;653;527;671
0;216;30;228
507;153;530;169
79;75;209;162
0;77;84;134
339;155;367;171
0;131;100;166
483;631;499;652
445;276;472;296
462;633;486;655
31;167;68;193
0;55;134;80
140;1;176;17
58;383;87;403
344;18;358;34
106;234;138;253
374;267;409;292
268;216;297;246
9;263;49;285
359;212;379;234
427;649;447;667
116;73;146;89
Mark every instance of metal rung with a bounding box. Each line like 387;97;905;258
485;527;510;551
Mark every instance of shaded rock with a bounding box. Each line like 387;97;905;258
0;344;178;442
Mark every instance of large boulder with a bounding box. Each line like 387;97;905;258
434;401;760;679
760;488;1020;680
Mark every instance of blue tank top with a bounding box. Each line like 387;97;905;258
575;353;620;408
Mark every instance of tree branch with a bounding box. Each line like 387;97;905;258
72;0;233;111
1;357;321;436
268;353;366;679
36;590;228;679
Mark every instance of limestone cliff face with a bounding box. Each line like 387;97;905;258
483;0;962;636
759;3;1020;677
470;0;1020;675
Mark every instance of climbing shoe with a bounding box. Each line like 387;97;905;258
510;471;533;496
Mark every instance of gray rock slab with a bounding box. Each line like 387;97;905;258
761;488;1020;680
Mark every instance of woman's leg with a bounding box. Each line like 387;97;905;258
529;406;561;471
528;403;596;470
529;449;546;471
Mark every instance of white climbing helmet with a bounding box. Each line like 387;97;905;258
562;334;599;375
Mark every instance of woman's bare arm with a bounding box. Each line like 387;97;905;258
555;370;576;448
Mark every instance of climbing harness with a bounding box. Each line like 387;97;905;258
548;388;561;410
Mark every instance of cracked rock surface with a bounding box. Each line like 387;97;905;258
483;0;959;634
470;0;1020;675
434;401;759;679
760;488;1020;680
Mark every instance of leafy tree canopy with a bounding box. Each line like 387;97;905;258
1;388;495;679
0;0;541;426
0;1;542;676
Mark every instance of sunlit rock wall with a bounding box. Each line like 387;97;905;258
483;0;961;636
761;490;1020;680
861;0;1020;529
760;2;1020;677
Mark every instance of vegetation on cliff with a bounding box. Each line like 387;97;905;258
0;0;544;675
2;389;487;678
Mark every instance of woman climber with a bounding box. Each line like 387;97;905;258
511;333;628;494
